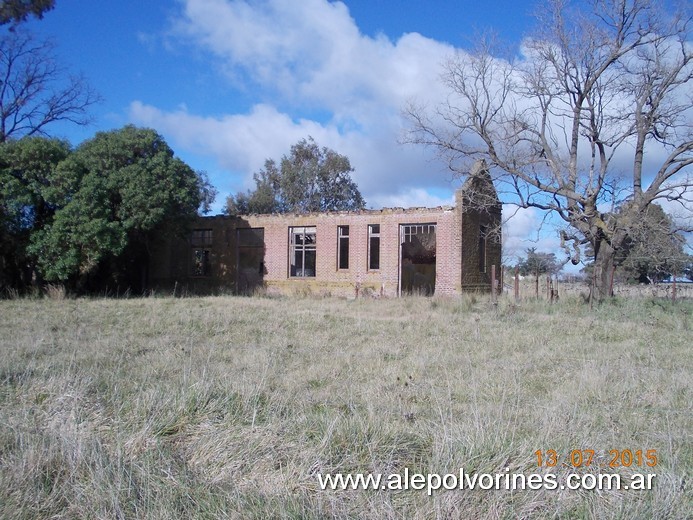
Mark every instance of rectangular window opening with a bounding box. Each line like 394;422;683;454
368;224;380;270
191;228;213;277
338;225;349;270
191;229;213;247
290;226;317;277
192;249;211;277
402;224;437;243
479;224;488;273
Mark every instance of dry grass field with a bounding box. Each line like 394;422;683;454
0;293;690;519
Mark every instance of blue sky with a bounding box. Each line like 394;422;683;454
23;0;687;267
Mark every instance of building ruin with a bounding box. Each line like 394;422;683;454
149;162;502;297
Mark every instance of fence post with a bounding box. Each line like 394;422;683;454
491;265;497;305
672;272;677;303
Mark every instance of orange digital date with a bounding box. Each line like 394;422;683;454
535;449;657;468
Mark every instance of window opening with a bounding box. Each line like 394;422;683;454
237;228;265;293
368;224;380;270
479;224;488;273
290;226;317;277
338;225;349;270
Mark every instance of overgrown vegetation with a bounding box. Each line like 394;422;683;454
0;295;689;519
0;127;215;293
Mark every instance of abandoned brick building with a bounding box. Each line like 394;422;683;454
149;162;502;297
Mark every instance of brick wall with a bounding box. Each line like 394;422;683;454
457;164;503;292
238;208;460;297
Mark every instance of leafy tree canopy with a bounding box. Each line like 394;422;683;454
10;126;217;287
517;248;561;278
0;136;70;288
0;136;72;232
616;204;690;283
226;137;365;214
0;0;54;26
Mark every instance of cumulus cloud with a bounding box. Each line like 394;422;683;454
172;0;450;113
129;0;457;205
130;101;333;183
502;207;572;265
369;189;455;210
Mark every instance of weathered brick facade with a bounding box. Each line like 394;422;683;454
149;163;502;297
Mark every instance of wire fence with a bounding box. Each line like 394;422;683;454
497;269;693;302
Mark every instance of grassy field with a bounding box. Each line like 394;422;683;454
0;293;690;519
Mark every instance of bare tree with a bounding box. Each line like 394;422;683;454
405;0;692;301
0;30;99;142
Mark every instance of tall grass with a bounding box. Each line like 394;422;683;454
0;295;690;519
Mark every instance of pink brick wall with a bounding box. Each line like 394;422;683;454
240;208;461;297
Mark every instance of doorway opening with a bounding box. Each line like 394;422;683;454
236;227;265;294
399;224;436;296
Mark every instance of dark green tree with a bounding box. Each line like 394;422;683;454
226;137;365;214
517;248;561;279
616;204;689;283
517;248;561;298
0;136;71;288
0;0;54;26
684;260;693;282
27;126;215;290
227;160;281;214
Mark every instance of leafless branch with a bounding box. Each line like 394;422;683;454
0;30;100;142
403;0;692;299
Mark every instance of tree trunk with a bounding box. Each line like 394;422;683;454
591;238;616;303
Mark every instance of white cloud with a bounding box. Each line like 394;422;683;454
172;0;451;114
126;0;459;205
503;207;539;261
129;99;451;204
130;101;331;185
369;189;455;209
502;207;571;265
